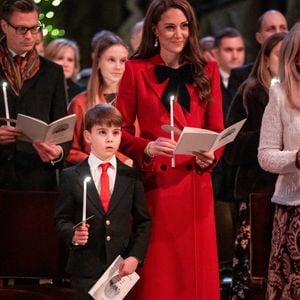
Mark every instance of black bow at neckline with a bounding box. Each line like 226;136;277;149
154;64;193;112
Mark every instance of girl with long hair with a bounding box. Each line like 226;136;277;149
225;32;286;299
67;33;129;165
258;22;300;300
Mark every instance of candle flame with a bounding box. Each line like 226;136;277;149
2;82;7;88
170;95;174;101
84;177;91;184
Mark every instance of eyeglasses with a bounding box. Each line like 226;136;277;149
5;19;43;35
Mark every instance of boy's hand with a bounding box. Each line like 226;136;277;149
118;256;139;277
72;224;90;246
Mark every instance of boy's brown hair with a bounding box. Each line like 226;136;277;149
84;103;122;132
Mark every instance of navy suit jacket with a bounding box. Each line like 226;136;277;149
220;78;233;121
54;158;151;278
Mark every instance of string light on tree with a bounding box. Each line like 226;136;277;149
34;0;65;41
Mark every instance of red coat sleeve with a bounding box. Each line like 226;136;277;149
66;93;89;165
116;61;150;167
204;61;224;164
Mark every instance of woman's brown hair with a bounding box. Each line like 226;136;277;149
87;33;128;109
134;0;212;102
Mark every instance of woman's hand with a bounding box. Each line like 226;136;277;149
193;150;215;169
145;137;176;157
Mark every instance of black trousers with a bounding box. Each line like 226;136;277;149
71;276;98;300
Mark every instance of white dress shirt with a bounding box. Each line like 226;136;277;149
88;152;117;195
8;49;26;58
219;68;230;88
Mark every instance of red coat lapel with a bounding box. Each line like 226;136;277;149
141;55;194;129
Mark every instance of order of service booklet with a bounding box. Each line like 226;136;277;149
15;113;76;144
162;118;246;155
89;255;140;300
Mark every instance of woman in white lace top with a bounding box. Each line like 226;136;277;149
258;22;300;299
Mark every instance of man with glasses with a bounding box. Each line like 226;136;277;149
4;18;43;35
0;0;68;191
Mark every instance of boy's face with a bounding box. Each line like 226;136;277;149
84;124;121;161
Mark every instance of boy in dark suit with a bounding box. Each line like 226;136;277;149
55;104;151;300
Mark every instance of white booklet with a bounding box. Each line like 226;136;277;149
15;113;76;144
88;255;140;300
162;118;246;155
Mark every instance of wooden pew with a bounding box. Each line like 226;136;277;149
249;193;274;299
0;190;73;299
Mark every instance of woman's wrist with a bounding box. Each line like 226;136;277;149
145;141;155;157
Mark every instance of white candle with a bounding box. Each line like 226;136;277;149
82;177;91;224
170;95;174;140
170;95;175;167
2;82;10;126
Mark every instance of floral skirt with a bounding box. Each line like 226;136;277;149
231;201;251;300
267;204;300;300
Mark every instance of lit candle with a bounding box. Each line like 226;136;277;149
82;177;91;224
170;95;175;167
2;82;10;126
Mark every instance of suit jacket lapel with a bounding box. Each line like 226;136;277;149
75;159;106;215
107;160;131;214
20;58;45;96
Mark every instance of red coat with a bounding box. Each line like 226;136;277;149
116;55;223;300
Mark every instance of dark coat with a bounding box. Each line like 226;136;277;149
66;78;84;103
211;78;235;201
220;78;233;124
54;158;151;278
228;63;253;100
0;56;68;191
224;84;277;201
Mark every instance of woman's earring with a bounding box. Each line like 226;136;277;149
154;38;158;48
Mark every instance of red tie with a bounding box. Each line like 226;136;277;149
99;163;111;212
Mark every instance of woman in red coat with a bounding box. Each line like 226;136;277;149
116;0;223;299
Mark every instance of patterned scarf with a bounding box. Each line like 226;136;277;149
0;37;40;96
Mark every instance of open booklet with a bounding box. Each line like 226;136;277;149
14;113;76;144
162;118;246;155
88;255;140;300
